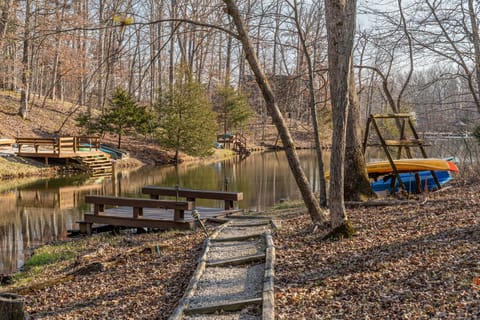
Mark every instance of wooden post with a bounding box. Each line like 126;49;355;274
94;204;104;215
0;293;26;320
79;222;92;234
133;207;143;219
174;209;184;221
225;200;234;210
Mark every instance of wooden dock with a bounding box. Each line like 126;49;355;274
15;136;113;175
217;133;251;156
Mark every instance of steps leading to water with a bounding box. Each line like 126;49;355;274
76;154;113;176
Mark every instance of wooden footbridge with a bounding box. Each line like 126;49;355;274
15;136;112;176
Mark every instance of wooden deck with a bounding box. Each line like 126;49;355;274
82;207;235;232
15;136;113;175
15;136;103;161
80;188;244;234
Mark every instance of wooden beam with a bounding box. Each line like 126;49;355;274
142;186;243;201
85;195;194;211
370;113;414;119
83;214;195;230
184;298;262;315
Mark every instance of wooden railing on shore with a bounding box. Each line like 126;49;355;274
217;133;251;156
16;136;101;154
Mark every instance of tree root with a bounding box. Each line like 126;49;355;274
322;220;355;240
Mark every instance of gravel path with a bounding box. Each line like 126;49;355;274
188;264;264;308
215;225;269;240
169;216;275;320
207;239;265;263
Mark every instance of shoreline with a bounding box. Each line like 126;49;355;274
0;148;237;182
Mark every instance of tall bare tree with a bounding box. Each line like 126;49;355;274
19;0;32;119
287;0;328;207
325;0;357;234
344;67;375;201
467;0;480;103
223;0;328;225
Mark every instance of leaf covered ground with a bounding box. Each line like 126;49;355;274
2;172;479;319
2;230;207;319
274;175;480;319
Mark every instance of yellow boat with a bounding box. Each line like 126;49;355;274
367;158;459;175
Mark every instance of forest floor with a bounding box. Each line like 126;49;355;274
1;92;479;318
1;168;478;319
273;168;480;319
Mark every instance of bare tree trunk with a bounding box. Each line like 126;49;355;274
97;0;106;110
0;0;11;49
0;293;25;320
224;0;328;225
78;0;88;107
169;0;176;89
395;0;414;109
289;0;328;208
468;0;480;97
50;0;67;102
344;66;376;201
272;0;282;75
19;0;31;119
325;0;357;234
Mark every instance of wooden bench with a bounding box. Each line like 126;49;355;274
85;195;194;221
141;186;243;210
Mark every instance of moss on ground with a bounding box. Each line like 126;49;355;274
323;219;356;239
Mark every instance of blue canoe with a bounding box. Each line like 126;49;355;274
371;170;453;193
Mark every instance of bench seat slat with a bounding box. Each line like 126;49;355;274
141;186;243;201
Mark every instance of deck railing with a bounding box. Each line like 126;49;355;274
16;136;101;154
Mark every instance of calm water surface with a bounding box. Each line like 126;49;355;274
0;150;323;274
1;137;478;274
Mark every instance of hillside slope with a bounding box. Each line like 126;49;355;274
0;92;173;164
0;92;82;138
0;91;322;165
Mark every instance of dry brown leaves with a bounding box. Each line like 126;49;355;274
19;230;206;320
274;181;480;319
5;170;480;319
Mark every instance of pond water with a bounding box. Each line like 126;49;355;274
0;150;324;274
1;136;478;275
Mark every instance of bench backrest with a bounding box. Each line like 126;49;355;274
141;186;243;201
